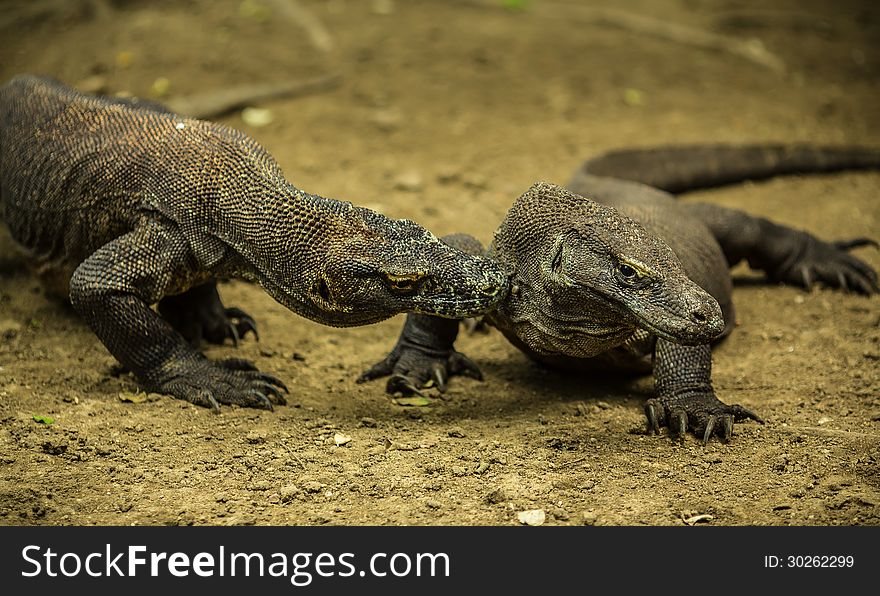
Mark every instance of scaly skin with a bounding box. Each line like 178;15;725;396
359;145;879;442
0;75;507;411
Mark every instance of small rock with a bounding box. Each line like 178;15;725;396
447;427;466;438
245;431;267;444
817;417;832;425
393;170;423;192
517;509;546;526
0;319;22;340
303;481;326;493
248;480;273;492
474;461;490;475
581;511;599;525
41;440;68;456
358;417;378;428
333;433;352;447
484;488;507;504
425;499;442;510
241;107;274;127
435;166;460;184
369;108;402;131
772;504;792;511
279;485;300;503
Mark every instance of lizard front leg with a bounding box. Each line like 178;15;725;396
158;281;258;347
357;313;482;396
645;339;762;442
69;218;286;411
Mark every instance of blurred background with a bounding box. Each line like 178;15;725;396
2;0;877;241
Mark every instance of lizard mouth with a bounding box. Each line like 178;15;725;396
410;289;507;319
635;309;724;345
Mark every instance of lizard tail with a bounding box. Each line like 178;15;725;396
578;144;880;195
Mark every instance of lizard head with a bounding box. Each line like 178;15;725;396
310;208;508;326
488;182;723;357
257;200;508;327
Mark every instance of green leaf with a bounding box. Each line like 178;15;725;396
118;392;148;404
501;0;528;10
393;396;432;407
32;414;55;425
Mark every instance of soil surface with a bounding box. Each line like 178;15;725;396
1;0;878;526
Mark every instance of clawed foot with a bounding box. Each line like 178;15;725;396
153;357;288;412
357;346;482;396
774;235;878;295
644;390;763;443
159;285;259;347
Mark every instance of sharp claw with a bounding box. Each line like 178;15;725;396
203;391;220;414
645;403;660;435
452;352;484;381
227;321;240;347
255;372;289;393
836;271;849;292
702;415;716;444
258;382;288;405
671;410;687;439
387;375;424;397
248;390;274;411
799;265;813;291
357;355;397;383
431;363;448;393
237;319;259;341
721;415;734;441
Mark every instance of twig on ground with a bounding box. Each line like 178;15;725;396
462;0;786;73
165;73;342;119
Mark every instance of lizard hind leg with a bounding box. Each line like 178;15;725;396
158;281;258;348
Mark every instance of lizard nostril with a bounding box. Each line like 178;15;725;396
691;310;707;323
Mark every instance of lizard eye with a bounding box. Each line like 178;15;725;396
385;274;424;295
615;261;650;287
617;263;638;279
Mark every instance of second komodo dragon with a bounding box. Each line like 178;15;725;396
359;144;879;442
0;75;508;411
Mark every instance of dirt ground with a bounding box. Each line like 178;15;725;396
1;0;878;527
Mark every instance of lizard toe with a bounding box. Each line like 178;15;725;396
226;307;260;341
644;401;662;435
386;374;424;397
670;409;688;440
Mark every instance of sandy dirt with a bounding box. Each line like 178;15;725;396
1;0;878;526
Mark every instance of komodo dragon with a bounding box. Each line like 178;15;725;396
359;144;879;442
0;75;508;411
